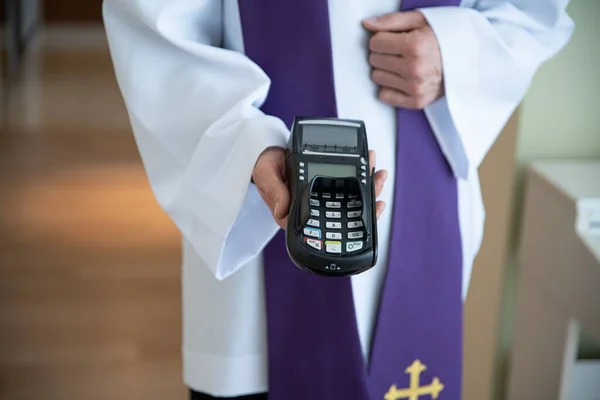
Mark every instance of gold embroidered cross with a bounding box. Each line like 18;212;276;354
384;359;444;400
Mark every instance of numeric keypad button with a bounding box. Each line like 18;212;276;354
347;200;362;208
303;227;321;239
326;222;342;229
346;241;363;252
325;211;341;219
310;209;320;217
326;232;342;240
347;221;363;229
305;238;322;250
348;231;364;240
325;201;341;209
347;211;361;218
307;219;320;227
310;199;320;207
325;241;342;254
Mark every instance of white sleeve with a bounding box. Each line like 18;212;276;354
418;0;575;180
102;0;289;280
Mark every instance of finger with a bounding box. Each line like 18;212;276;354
363;10;426;32
369;149;376;174
368;32;412;56
373;169;388;198
370;28;430;58
369;52;434;81
368;53;407;78
371;69;410;95
370;53;438;83
259;179;290;221
254;163;290;221
376;201;386;220
276;216;288;230
371;69;435;99
271;178;290;221
378;87;430;110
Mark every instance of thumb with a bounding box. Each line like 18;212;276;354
363;10;425;32
253;154;290;221
271;183;290;220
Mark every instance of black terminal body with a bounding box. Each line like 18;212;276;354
285;117;378;276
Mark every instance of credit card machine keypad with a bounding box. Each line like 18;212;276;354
301;180;366;255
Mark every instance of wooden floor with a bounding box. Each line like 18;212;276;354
0;27;187;400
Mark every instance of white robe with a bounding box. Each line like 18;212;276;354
102;0;574;396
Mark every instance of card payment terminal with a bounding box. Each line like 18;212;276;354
285;117;378;276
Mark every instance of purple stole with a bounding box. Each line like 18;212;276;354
238;0;463;399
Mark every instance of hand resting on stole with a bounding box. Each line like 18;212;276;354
364;10;444;110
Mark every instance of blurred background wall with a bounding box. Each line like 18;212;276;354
1;1;185;399
496;0;600;398
42;0;102;22
517;0;600;164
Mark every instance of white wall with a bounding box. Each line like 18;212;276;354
496;1;600;397
517;0;600;163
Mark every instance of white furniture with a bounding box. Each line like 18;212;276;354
506;160;600;400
